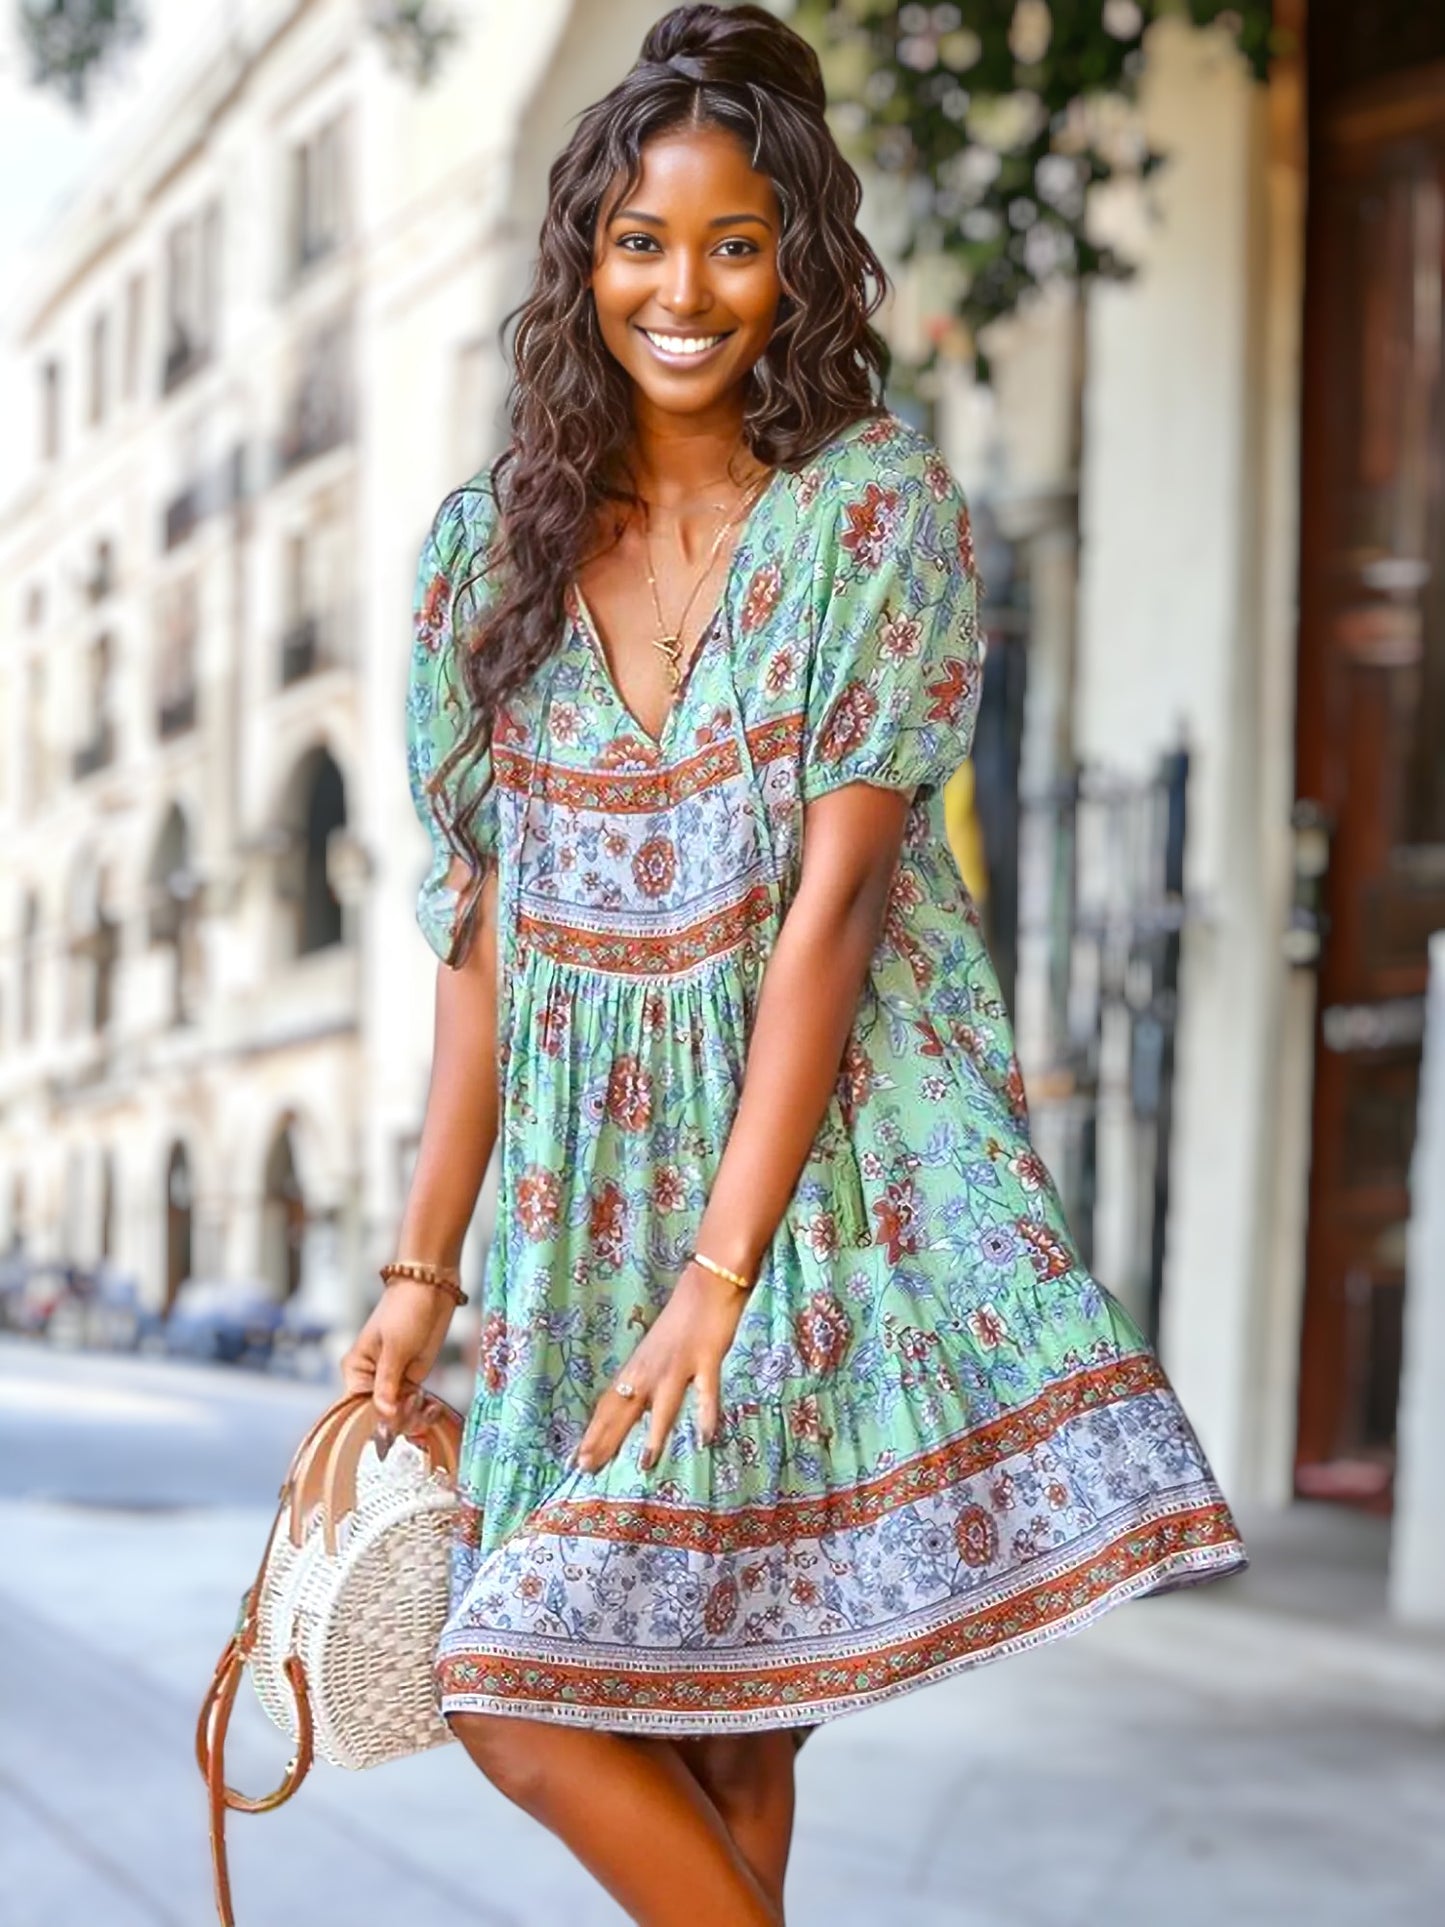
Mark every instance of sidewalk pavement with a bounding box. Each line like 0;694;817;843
3;1490;1445;1926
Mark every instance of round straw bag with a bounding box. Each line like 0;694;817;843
197;1391;463;1925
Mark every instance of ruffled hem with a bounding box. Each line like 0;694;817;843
433;1350;1247;1734
434;1500;1244;1735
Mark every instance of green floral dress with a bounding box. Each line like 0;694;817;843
406;413;1246;1735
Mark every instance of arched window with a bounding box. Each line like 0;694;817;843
7;1174;26;1258
18;892;39;1044
73;631;116;779
66;855;120;1037
261;1118;306;1301
147;802;201;1024
302;753;346;952
276;747;348;956
164;1141;192;1311
99;1150;116;1261
155;574;198;738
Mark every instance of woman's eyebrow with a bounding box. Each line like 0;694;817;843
609;208;774;230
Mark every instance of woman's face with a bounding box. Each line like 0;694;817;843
592;124;783;422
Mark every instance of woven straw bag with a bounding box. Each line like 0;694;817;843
197;1391;463;1925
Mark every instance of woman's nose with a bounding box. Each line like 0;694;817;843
658;251;712;318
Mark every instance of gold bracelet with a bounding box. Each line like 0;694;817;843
690;1250;754;1293
379;1260;469;1306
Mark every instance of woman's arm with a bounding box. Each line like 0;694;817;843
574;781;912;1472
341;861;501;1427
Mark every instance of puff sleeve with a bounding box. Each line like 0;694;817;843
800;435;983;804
405;480;499;966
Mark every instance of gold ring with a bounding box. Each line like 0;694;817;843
614;1379;637;1399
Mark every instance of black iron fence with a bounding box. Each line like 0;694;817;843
985;750;1191;1346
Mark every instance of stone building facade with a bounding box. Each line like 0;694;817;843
0;0;662;1331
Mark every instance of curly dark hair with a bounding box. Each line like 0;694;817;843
430;3;890;922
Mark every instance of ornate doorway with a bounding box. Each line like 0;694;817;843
1294;18;1445;1504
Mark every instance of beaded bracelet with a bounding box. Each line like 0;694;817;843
379;1259;469;1307
690;1250;755;1293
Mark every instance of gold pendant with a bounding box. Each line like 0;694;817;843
652;634;683;690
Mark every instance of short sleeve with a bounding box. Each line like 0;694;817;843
405;480;499;966
800;435;983;804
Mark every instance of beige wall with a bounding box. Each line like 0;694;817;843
0;0;673;1329
1077;19;1309;1503
932;19;1310;1504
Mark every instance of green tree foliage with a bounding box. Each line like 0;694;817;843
17;0;460;111
18;0;144;109
795;1;1281;365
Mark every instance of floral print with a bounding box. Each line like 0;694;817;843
403;414;1247;1735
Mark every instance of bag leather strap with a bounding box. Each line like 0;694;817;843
195;1513;315;1927
195;1390;463;1926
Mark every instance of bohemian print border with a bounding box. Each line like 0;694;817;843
517;880;777;975
435;1499;1242;1733
527;1353;1171;1557
493;712;803;814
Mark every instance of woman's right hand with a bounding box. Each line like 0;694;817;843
340;1283;453;1437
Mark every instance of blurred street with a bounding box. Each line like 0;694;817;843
3;1337;1445;1927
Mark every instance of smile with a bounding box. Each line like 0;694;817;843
639;328;731;363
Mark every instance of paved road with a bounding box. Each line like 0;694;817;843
3;1338;1444;1926
0;1336;322;1509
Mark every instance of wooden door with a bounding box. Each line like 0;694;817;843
1294;55;1445;1505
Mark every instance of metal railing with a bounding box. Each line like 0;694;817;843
1011;748;1191;1343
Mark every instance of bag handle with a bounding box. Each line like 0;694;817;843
195;1503;315;1927
286;1396;371;1546
196;1389;464;1925
319;1395;463;1555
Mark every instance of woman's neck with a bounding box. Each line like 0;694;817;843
626;392;761;508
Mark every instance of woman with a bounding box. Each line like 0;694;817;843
343;8;1247;1923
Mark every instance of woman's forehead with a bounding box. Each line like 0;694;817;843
602;125;778;222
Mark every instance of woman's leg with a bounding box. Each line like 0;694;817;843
449;1712;782;1927
674;1732;798;1912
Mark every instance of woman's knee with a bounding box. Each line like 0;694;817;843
446;1710;552;1810
689;1733;795;1820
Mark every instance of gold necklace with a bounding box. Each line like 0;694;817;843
644;471;771;691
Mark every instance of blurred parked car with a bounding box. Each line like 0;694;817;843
0;1258;77;1336
270;1295;334;1379
45;1263;158;1351
159;1277;285;1366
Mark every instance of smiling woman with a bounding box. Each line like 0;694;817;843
593;136;781;394
338;6;1247;1925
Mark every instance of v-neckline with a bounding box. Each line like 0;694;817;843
572;583;721;752
570;462;790;752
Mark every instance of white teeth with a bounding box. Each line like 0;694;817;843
643;330;724;357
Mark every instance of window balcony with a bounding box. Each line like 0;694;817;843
85;544;116;603
157;688;198;739
72;720;116;781
162;330;209;396
280;614;323;685
163;487;201;552
277;322;352;475
277;392;350;474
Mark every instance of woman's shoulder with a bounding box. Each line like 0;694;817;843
422;459;503;577
793;411;966;517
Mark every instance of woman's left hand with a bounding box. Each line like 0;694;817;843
573;1262;750;1474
